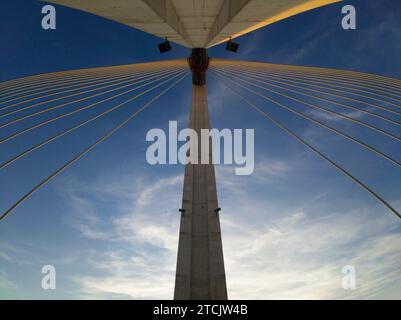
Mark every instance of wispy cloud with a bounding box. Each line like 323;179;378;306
0;270;18;292
305;108;367;123
222;206;401;299
63;164;401;299
65;173;182;299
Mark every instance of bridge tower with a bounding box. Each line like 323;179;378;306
174;49;227;300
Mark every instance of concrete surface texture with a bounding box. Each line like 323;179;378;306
174;85;227;300
45;0;341;48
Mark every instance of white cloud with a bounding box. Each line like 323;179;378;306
72;247;176;299
135;175;182;208
221;202;401;299
306;108;367;123
0;270;17;291
64;165;401;299
67;194;109;240
66;173;182;299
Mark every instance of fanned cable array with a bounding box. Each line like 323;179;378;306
0;60;189;221
1;58;400;221
210;59;401;220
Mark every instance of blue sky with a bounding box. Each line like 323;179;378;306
0;0;401;299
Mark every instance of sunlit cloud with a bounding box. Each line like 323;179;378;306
62;162;401;299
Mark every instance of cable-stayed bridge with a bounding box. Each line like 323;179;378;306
1;0;400;300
